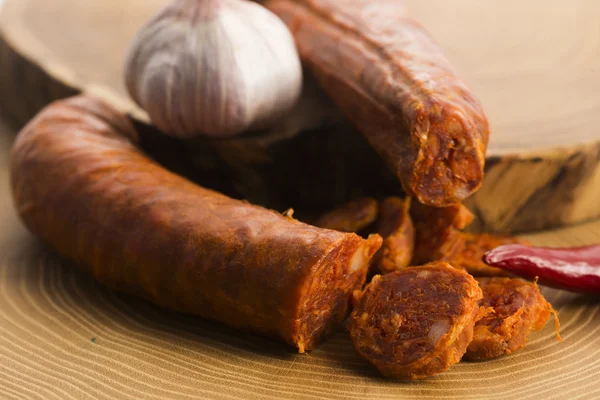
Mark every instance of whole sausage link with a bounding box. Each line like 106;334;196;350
265;0;490;206
10;95;383;353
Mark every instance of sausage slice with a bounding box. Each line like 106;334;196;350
349;262;483;380
372;197;415;273
465;278;560;361
444;233;526;277
10;95;383;353
411;202;474;265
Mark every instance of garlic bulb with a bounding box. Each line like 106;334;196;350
124;0;303;138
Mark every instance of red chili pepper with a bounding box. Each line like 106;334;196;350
483;244;600;293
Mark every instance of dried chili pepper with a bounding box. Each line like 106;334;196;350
483;244;600;293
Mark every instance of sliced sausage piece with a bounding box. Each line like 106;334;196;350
411;202;474;265
315;197;378;233
465;278;560;361
445;233;528;277
410;202;525;276
372;197;415;273
349;262;483;380
10;95;383;353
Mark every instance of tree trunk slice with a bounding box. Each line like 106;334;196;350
1;0;599;233
1;109;599;396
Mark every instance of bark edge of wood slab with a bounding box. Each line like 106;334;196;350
1;0;600;233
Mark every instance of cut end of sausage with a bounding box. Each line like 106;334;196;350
348;262;482;380
408;112;488;207
294;233;383;352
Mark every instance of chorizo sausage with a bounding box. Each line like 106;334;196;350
411;202;474;265
316;196;414;273
264;0;490;207
372;197;415;273
10;95;383;353
410;202;525;276
348;262;483;380
315;197;378;233
445;233;527;277
465;278;560;361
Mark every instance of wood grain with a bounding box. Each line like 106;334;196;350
0;115;599;398
1;0;600;233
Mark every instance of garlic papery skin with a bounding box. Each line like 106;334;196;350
125;0;303;138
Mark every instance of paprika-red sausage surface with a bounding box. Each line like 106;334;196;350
349;263;483;380
10;95;382;353
265;0;490;206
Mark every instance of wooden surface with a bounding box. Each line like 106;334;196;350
0;116;600;399
0;0;599;233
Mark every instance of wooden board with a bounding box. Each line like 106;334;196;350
0;1;599;234
1;115;600;399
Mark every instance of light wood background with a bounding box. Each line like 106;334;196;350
0;115;600;398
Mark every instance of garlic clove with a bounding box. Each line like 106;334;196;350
125;0;303;139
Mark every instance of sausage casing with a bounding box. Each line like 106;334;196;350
10;96;382;353
265;0;490;206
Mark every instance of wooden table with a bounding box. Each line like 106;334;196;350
0;115;599;399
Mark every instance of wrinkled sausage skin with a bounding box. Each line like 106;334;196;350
265;0;490;207
10;96;383;353
465;278;558;361
373;197;415;273
315;197;379;233
349;262;483;380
